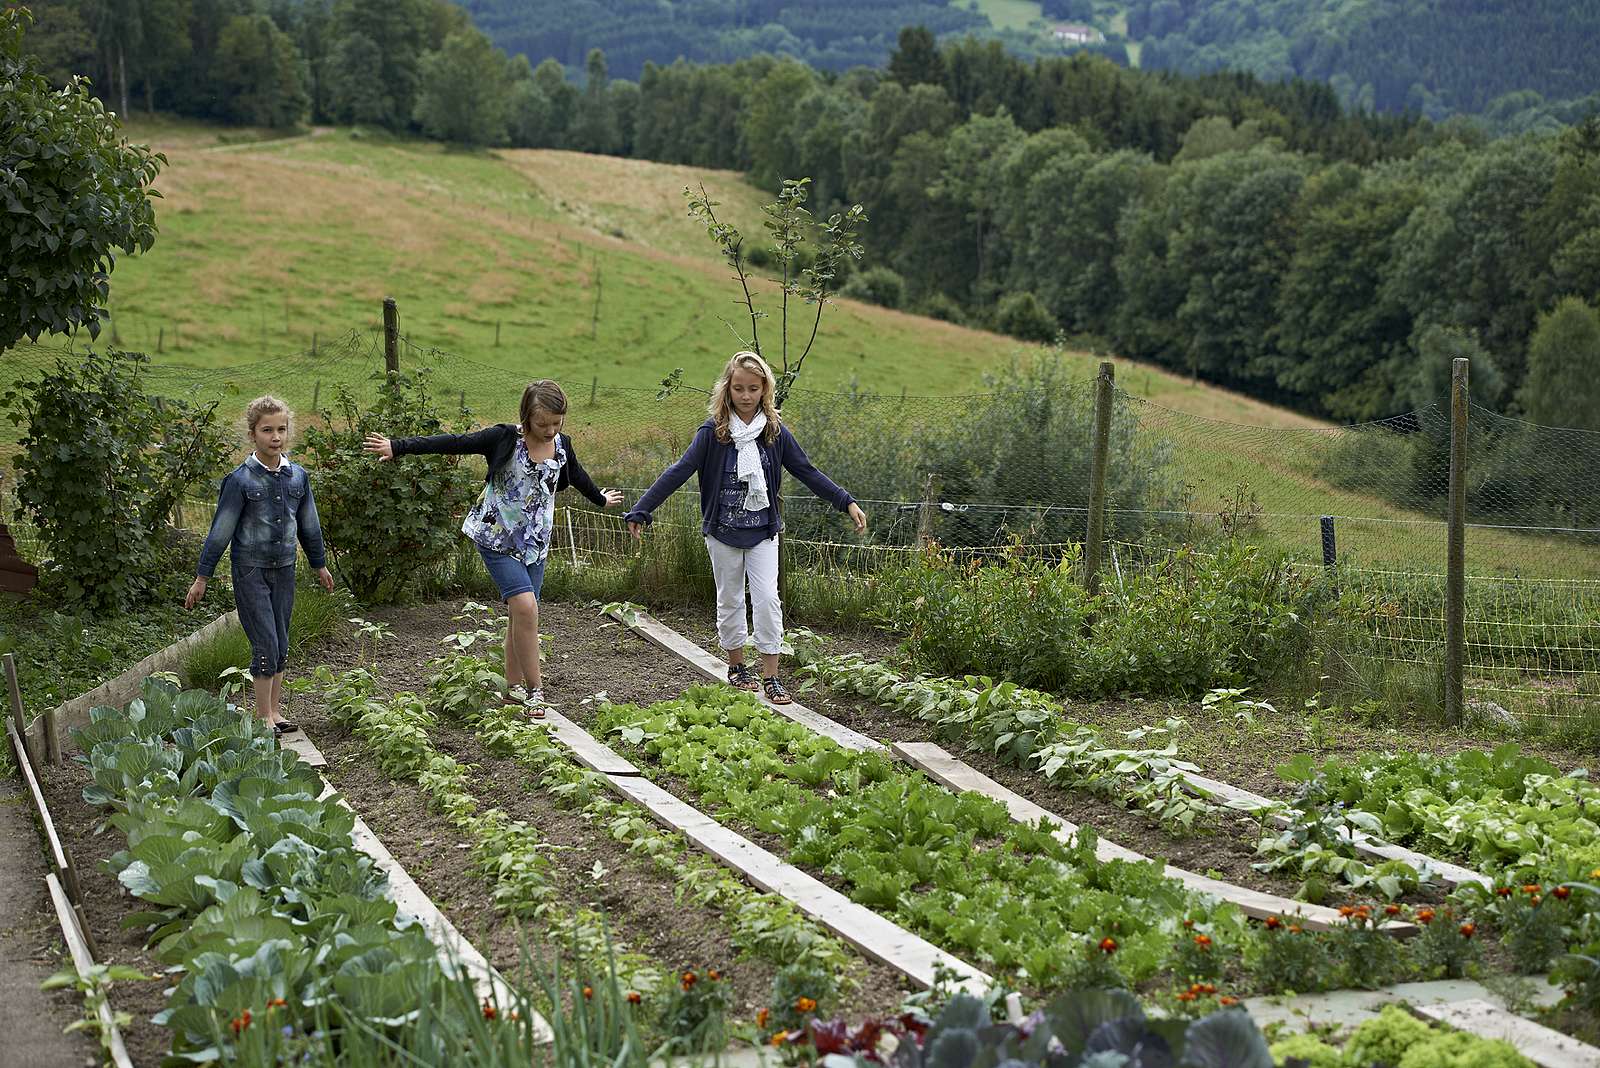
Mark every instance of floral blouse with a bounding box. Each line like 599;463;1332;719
461;436;564;564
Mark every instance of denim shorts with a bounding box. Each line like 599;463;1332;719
233;561;295;677
477;543;547;602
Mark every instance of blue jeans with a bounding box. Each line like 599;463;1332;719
478;544;547;602
233;561;295;677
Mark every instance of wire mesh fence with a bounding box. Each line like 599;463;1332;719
2;331;1597;719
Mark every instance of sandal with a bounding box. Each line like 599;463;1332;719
727;663;760;692
522;689;549;721
273;720;299;735
762;677;793;706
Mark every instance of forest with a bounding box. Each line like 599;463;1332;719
13;1;1600;438
1127;0;1600;131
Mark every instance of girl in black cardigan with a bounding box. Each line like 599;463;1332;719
364;380;621;716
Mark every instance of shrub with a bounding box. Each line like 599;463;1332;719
840;266;905;309
2;349;231;609
917;292;967;324
995;290;1059;343
298;369;477;603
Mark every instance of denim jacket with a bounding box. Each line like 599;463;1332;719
196;459;328;577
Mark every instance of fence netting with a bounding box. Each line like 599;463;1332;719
3;333;1597;718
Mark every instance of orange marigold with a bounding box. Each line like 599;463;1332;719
1265;916;1283;930
230;1010;252;1035
482;1001;498;1020
796;997;818;1014
582;986;593;1000
1554;886;1572;900
1219;996;1239;1006
626;991;642;1005
756;1008;770;1029
1193;934;1212;948
1098;937;1118;954
1459;922;1476;938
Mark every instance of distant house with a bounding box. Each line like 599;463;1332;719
1052;22;1105;45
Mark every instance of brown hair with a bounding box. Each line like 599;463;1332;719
709;351;780;444
244;395;292;437
519;379;568;433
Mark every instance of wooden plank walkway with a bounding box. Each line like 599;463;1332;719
534;712;991;995
46;873;135;1068
605;608;886;754
893;742;1415;936
543;709;639;775
1183;771;1491;889
301;727;551;1042
1417;1000;1600;1068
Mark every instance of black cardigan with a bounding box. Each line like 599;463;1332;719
390;425;608;507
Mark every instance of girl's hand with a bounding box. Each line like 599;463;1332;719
602;488;624;508
363;433;393;461
627;520;644;541
847;502;868;535
316;566;334;592
184;576;207;610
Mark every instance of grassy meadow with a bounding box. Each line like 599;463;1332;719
5;117;1597;580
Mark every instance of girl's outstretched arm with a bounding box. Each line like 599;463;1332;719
624;425;711;534
562;436;622;508
365;424;507;460
781;428;868;533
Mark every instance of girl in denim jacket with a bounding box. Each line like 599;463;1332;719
186;396;334;734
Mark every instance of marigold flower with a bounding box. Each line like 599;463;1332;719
1385;904;1402;916
1530;894;1542;905
267;997;287;1009
1523;883;1542;895
682;971;697;985
1338;905;1355;917
231;1010;252;1035
582;986;593;1000
756;1008;770;1029
796;997;817;1014
708;969;722;980
771;1032;786;1047
1496;886;1513;897
1201;983;1217;995
1416;908;1436;924
1289;925;1304;934
1193;934;1212;948
1265;916;1283;930
1591;868;1600;880
1554;886;1572;900
1219;996;1239;1006
1459;922;1476;938
482;1001;497;1020
626;991;642;1005
1182;919;1195;929
1176;991;1196;1002
1190;983;1205;993
1098;937;1118;954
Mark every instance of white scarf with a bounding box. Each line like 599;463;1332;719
728;411;770;512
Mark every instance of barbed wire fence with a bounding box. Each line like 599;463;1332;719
3;326;1597;723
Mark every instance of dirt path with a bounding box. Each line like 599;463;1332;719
0;774;100;1068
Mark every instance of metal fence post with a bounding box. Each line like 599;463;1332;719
1445;357;1469;724
1084;361;1115;595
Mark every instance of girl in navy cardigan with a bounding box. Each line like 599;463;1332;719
626;352;866;703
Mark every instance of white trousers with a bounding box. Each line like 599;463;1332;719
705;536;783;654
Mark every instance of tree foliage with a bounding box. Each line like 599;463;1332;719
1;350;231;609
1;6;164;350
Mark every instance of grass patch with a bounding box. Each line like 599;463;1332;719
180;578;352;691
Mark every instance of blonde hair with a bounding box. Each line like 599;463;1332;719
244;395;292;437
709;351;780;444
520;379;568;434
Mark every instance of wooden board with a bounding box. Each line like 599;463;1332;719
44;610;241;751
602;771;991;995
46;873;135;1068
542;709;639;775
1183;770;1491;889
892;742;1417;937
317;780;552;1042
277;728;328;768
1417;1000;1600;1068
9;718;79;900
606;608;886;754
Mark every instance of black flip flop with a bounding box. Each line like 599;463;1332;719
273;720;299;735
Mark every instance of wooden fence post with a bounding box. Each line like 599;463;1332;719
4;653;37;778
1084;361;1115;595
916;473;942;549
1445;357;1469;724
383;298;399;375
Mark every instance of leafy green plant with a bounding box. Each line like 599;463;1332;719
3;349;230;608
41;962;151;1056
298;369;476;603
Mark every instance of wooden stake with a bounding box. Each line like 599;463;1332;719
1084;361;1115;595
589;376;598;407
311;380;321;412
4;653;36;779
383;297;399;375
494;320;501;347
42;705;59;766
156;326;164;353
1445;357;1469;724
916;473;942;549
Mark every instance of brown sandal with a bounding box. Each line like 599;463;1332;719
762;677;793;705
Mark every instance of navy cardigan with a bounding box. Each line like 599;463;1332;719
625;419;854;539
